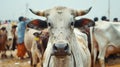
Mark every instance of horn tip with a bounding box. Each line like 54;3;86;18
89;7;92;11
29;8;33;12
29;8;37;15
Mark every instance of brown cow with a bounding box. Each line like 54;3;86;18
24;19;49;67
0;23;17;58
0;23;17;50
31;28;49;67
0;27;7;58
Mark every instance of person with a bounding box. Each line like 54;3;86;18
4;20;8;24
17;16;30;59
113;18;118;22
94;17;98;22
101;16;109;21
101;16;107;21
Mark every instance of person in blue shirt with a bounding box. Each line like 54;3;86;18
17;16;30;59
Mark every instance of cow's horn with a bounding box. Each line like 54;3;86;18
76;7;92;16
29;8;45;16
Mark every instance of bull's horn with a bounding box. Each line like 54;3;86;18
29;8;45;16
76;7;92;16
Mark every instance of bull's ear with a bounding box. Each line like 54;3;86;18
27;19;47;30
1;27;6;31
74;18;95;28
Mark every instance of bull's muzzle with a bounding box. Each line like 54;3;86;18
52;43;71;58
8;38;12;41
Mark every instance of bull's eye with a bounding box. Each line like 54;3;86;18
48;22;51;27
71;22;74;26
87;23;90;27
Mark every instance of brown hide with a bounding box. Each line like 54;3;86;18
34;29;49;55
40;30;49;54
11;25;17;50
0;29;7;52
0;24;17;50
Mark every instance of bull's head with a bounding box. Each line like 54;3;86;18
28;6;93;58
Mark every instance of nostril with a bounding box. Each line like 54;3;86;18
53;44;57;50
64;44;69;50
8;38;12;41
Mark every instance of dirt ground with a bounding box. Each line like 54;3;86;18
0;56;120;67
95;56;120;67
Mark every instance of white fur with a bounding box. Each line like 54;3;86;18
42;6;91;67
91;22;120;67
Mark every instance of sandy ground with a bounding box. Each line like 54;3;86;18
0;58;31;67
0;56;120;67
95;56;120;67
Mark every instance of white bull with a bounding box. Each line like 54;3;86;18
28;6;92;67
90;21;120;67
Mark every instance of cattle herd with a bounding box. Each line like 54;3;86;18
0;6;120;67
